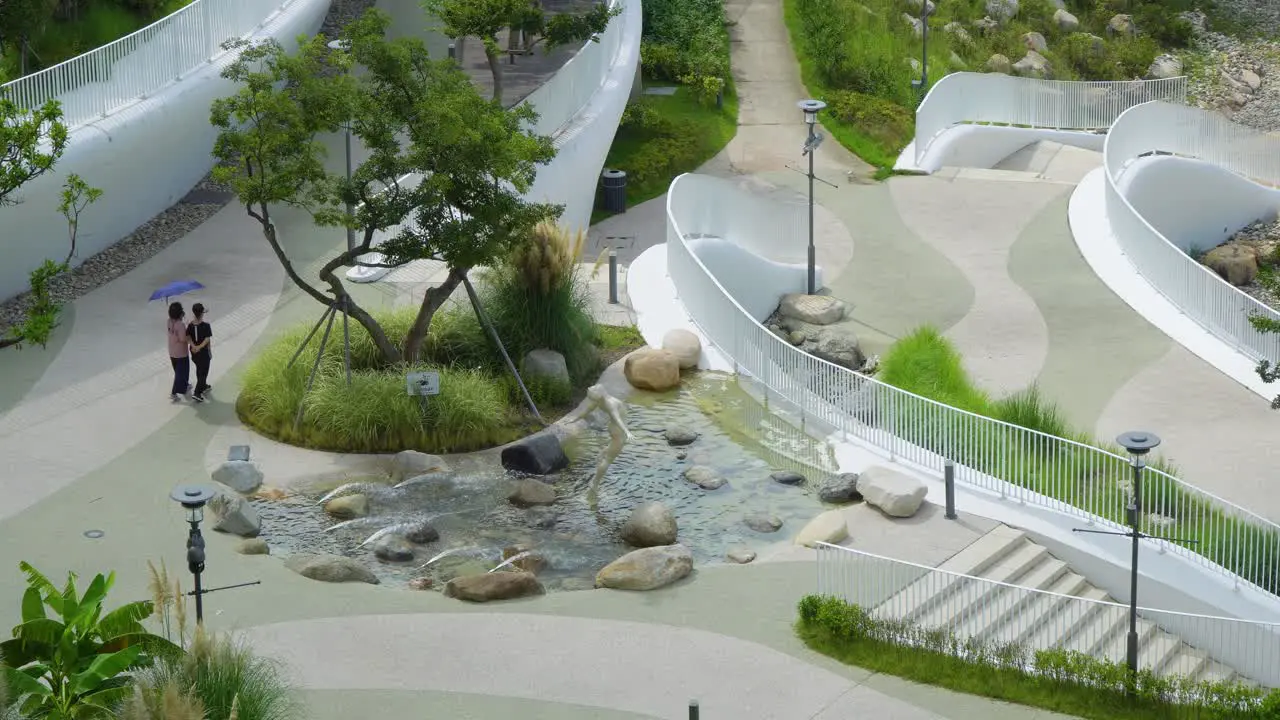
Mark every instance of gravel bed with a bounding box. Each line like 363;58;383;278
0;0;377;340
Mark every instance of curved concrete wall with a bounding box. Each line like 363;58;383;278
522;0;639;234
0;0;330;303
687;237;810;322
903;125;1105;174
1119;155;1280;254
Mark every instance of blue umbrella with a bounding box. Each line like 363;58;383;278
149;280;205;302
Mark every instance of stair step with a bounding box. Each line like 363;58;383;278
1160;648;1209;681
1095;617;1157;663
1139;630;1183;673
1197;660;1238;685
878;526;1028;622
1022;586;1112;650
983;571;1090;645
952;558;1070;641
914;542;1050;630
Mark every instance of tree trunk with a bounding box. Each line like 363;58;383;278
402;266;467;363
485;44;504;103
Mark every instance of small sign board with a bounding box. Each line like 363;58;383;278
406;371;441;397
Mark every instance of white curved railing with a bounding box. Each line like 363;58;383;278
915;72;1189;166
1103;101;1280;365
0;0;288;130
665;172;1280;598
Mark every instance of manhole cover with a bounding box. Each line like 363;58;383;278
84;529;105;539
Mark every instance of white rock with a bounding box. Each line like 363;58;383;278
207;482;261;537
794;510;849;547
391;451;449;482
1241;69;1262;92
858;466;928;518
1021;31;1047;53
211;460;263;494
779;294;846;326
596;544;693;590
1053;8;1078;31
621;501;678;547
661;329;702;369
522;348;570;384
1147;54;1183;80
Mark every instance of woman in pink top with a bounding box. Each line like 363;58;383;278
167;302;191;401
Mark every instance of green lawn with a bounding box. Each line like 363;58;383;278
592;79;738;223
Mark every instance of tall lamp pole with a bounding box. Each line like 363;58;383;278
798;99;826;295
1071;431;1197;682
912;1;932;96
328;38;357;254
170;485;215;624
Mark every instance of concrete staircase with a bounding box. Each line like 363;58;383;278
876;525;1243;685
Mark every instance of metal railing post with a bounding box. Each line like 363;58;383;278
608;250;619;304
944;460;957;520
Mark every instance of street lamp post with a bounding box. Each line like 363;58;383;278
328;38;357;254
912;1;932;96
170;485;216;624
798;99;826;295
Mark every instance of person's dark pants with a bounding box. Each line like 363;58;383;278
170;356;190;396
192;351;211;397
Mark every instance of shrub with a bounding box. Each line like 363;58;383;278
128;628;297;720
798;595;1275;719
482;223;602;383
825;90;914;154
877;326;989;411
640;0;730;103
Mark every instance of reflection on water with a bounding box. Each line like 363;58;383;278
253;372;838;591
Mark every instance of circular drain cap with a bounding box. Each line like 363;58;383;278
83;529;105;539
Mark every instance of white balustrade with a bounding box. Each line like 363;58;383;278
915;72;1188;165
520;0;625;139
1103;101;1280;365
665;172;1280;598
0;0;289;129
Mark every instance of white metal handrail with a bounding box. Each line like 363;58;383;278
1103;101;1280;366
0;0;290;130
664;172;1280;598
815;542;1280;687
915;73;1188;165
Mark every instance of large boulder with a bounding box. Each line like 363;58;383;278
391;451;449;482
1013;50;1051;78
522;349;570;385
744;513;783;533
508;479;557;507
324;493;368;520
1147;54;1183;80
819;473;862;504
445;571;544;602
984;53;1012;74
1202;244;1258;286
501;432;570;475
211;460;263;494
1021;31;1047;53
779;294;846;326
623;348;681;391
809;327;865;370
662;329;702;369
207;482;260;538
285;553;379;584
858;466;928;518
1053;8;1079;31
1106;13;1135;37
596;544;693;590
621;502;678;547
985;0;1017;23
794;510;849;547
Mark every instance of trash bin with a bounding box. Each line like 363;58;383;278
600;169;627;214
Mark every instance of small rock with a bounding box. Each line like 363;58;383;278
521;348;570;385
1021;31;1047;53
984;0;1017;23
683;465;726;490
392;450;449;482
373;536;415;562
508;479;557;507
621;501;678;547
1240;69;1262;92
943;22;971;44
253;486;288;501
324;493;368;520
675;451;688;460
662;328;702;369
285;553;379;584
744;513;783;533
665;427;698;446
445;571;544;602
984;53;1012;74
623;347;681;391
402;520;440;544
819;473;862;504
807;327;865;370
207;482;261;538
973;16;1000;35
726;548;756;564
407;577;434;590
235;538;269;555
501;432;570;475
795;510;849;547
1012;50;1050;79
1106;13;1134;37
770;470;805;486
858;466;928;518
211;460;263;494
1146;53;1182;80
526;508;559;529
1053;8;1078;32
595;544;693;591
778;294;846;326
502;544;549;574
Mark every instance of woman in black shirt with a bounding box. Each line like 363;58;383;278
186;303;213;402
